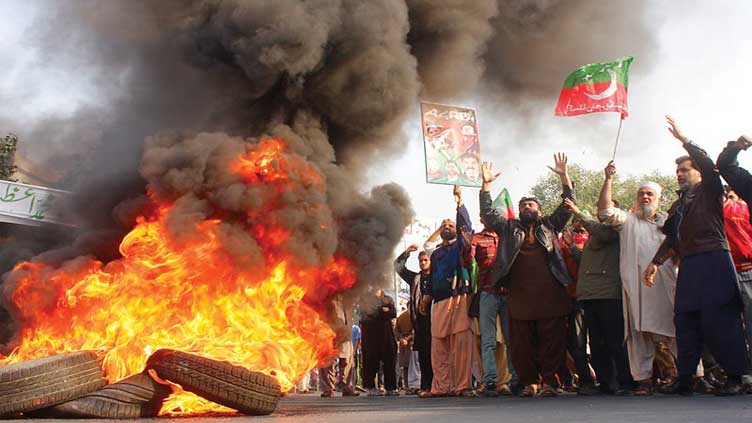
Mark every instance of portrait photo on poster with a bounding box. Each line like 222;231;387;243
420;102;481;188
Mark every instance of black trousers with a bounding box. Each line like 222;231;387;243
565;302;593;386
414;319;433;391
674;251;747;380
582;299;634;390
675;302;747;379
417;345;433;391
361;334;397;390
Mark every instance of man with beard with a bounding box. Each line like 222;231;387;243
478;154;574;397
394;245;433;395
598;161;678;395
643;116;747;396
419;185;474;398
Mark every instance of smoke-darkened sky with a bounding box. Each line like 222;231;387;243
1;0;751;225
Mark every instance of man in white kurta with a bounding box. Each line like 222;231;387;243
598;164;678;392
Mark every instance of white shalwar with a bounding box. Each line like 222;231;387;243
600;208;678;381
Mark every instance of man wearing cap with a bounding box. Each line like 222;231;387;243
643;116;747;396
478;154;574;397
598;161;678;395
419;185;475;398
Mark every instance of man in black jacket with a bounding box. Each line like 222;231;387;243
644;116;747;396
479;154;574;397
394;245;433;394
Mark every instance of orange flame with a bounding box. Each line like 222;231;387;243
0;139;354;414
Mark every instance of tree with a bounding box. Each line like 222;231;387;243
0;134;18;182
529;163;678;217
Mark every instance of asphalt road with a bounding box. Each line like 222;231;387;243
18;392;752;423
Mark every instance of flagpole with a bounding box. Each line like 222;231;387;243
611;117;624;161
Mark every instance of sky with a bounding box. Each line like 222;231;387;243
1;1;752;228
365;1;752;223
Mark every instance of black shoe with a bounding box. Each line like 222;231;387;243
484;383;499;397
716;380;742;396
577;383;599;396
614;388;633;396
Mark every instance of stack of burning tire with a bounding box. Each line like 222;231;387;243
0;349;280;418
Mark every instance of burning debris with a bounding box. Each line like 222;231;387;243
0;349;280;417
0;0;658;418
0;138;363;415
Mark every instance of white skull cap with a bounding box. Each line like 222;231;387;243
639;181;663;197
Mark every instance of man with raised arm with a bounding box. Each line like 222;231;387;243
716;135;752;390
479;154;574;397
419;185;474;398
598;159;678;396
564;198;635;395
643;116;747;396
394;244;433;395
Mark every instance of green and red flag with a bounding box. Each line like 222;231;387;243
492;188;515;219
554;56;633;119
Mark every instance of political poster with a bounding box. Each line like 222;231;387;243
420;102;482;187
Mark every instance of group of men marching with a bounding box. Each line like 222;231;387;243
390;116;752;398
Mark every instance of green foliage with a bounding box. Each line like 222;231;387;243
530;163;678;217
0;134;18;182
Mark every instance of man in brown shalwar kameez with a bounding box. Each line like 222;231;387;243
478;155;574;397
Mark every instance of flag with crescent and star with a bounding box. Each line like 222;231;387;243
554;56;633;119
492;187;515;219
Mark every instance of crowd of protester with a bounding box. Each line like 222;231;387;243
303;116;752;398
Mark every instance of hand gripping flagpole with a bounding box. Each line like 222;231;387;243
611;116;624;161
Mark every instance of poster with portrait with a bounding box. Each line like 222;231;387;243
420;102;482;187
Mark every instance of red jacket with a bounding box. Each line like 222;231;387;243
723;200;752;271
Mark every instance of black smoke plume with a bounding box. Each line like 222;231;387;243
0;0;659;344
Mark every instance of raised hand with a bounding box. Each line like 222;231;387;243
405;243;419;254
737;135;752;150
604;160;616;180
563;198;581;215
481;162;500;184
666;115;689;144
547;153;569;176
453;184;462;206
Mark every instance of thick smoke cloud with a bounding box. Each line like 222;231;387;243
486;0;657;98
407;0;499;99
0;0;660;344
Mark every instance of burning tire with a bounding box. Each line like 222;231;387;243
0;350;106;415
28;372;172;419
146;349;280;416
